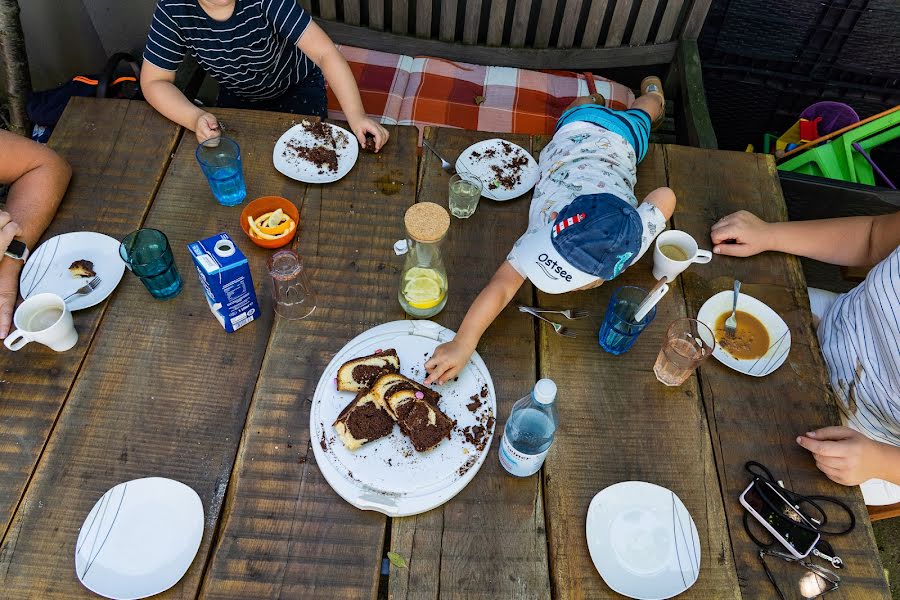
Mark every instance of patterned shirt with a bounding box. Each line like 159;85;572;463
144;0;315;100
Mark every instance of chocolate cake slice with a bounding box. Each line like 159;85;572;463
370;372;441;418
393;392;454;452
336;349;400;392
333;389;395;451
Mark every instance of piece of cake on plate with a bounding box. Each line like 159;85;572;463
332;390;395;451
389;388;455;452
336;348;400;392
370;372;441;418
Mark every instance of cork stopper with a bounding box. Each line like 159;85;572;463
404;202;450;243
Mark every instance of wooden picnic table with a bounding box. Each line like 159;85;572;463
0;98;891;600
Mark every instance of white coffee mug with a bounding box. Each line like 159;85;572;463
4;293;78;352
652;230;713;281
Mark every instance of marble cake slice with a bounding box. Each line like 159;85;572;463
336;348;400;392
332;389;395;451
370;372;441;420
392;390;455;452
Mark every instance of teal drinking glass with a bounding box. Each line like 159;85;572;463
119;229;183;300
196;136;247;206
598;286;656;355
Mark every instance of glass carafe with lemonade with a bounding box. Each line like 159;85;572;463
396;202;450;318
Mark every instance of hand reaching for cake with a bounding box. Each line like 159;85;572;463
425;340;475;385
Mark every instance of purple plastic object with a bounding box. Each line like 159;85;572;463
799;102;859;137
853;142;897;189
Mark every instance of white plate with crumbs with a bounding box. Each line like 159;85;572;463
75;477;204;600
19;231;126;311
311;320;496;517
587;482;701;600
273;120;358;184
456;138;539;201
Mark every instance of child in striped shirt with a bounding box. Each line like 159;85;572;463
141;0;389;149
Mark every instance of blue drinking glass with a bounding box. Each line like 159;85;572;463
119;229;183;300
195;136;247;206
598;286;657;355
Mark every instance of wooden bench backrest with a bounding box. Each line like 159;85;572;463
306;0;713;69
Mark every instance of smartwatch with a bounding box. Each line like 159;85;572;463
4;239;28;262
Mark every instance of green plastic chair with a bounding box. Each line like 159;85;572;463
778;107;900;186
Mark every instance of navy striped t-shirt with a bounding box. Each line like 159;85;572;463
144;0;316;100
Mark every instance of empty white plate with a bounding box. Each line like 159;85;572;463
697;290;792;377
75;477;204;600
455;138;539;201
587;481;701;600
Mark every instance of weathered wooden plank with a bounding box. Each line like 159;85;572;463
680;0;712;39
539;143;739;599
0;99;180;543
320;0;338;20
416;0;433;37
486;0;508;46
666;145;891;600
317;19;677;67
557;0;585;48
630;0;659;44
370;0;385;29
343;0;361;25
533;0;559;49
0;107;287;597
199;125;418;600
389;128;551;599
655;0;684;43
440;0;458;41
604;0;633;47
509;0;532;47
667;40;717;149
580;0;609;48
392;0;409;33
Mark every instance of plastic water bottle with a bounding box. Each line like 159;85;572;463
499;379;559;477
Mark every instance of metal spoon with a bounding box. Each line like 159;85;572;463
422;140;457;175
724;280;741;337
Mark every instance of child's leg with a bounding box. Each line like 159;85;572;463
632;93;664;125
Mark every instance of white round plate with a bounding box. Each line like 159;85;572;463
273;121;359;184
587;481;701;600
697;291;791;377
455;138;539;201
19;231;126;311
75;477;204;600
311;320;496;517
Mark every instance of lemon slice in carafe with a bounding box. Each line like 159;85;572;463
403;269;445;309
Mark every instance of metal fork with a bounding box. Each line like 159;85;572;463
520;307;576;337
518;306;590;320
422;140;457;175
724;279;741;337
64;276;102;302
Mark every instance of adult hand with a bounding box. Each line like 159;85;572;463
348;115;389;152
195;112;221;144
0;261;21;339
424;340;475;385
796;426;887;486
0;210;22;256
710;210;773;257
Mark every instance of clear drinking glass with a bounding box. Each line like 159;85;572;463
196;136;247;206
448;173;482;218
267;249;316;319
598;286;657;355
654;318;715;386
119;228;183;300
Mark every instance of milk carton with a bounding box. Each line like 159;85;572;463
187;233;259;332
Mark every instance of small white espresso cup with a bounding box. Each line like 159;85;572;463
4;293;78;352
652;230;713;282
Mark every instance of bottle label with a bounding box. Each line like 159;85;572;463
499;434;549;477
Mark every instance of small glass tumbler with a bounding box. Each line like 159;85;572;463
268;249;316;320
654;318;716;386
196;136;247;206
598;286;657;355
448;173;482;218
119;228;183;300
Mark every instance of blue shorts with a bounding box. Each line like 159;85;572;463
555;105;652;163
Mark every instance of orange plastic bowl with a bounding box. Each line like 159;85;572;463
240;196;300;249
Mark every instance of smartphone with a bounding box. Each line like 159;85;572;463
740;479;820;559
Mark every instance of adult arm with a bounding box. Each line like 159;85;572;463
797;426;900;488
425;262;525;384
711;210;900;267
0;131;71;337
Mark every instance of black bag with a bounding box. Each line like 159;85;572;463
27;53;141;142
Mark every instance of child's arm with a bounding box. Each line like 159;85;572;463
141;63;220;143
424;262;525;385
711;210;900;267
297;23;390;151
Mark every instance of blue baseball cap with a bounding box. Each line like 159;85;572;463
510;193;643;293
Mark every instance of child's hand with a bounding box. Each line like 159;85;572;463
348;116;389;152
711;210;773;257
195;112;221;143
424;340;475;385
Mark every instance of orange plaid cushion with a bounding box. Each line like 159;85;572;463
327;46;635;144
